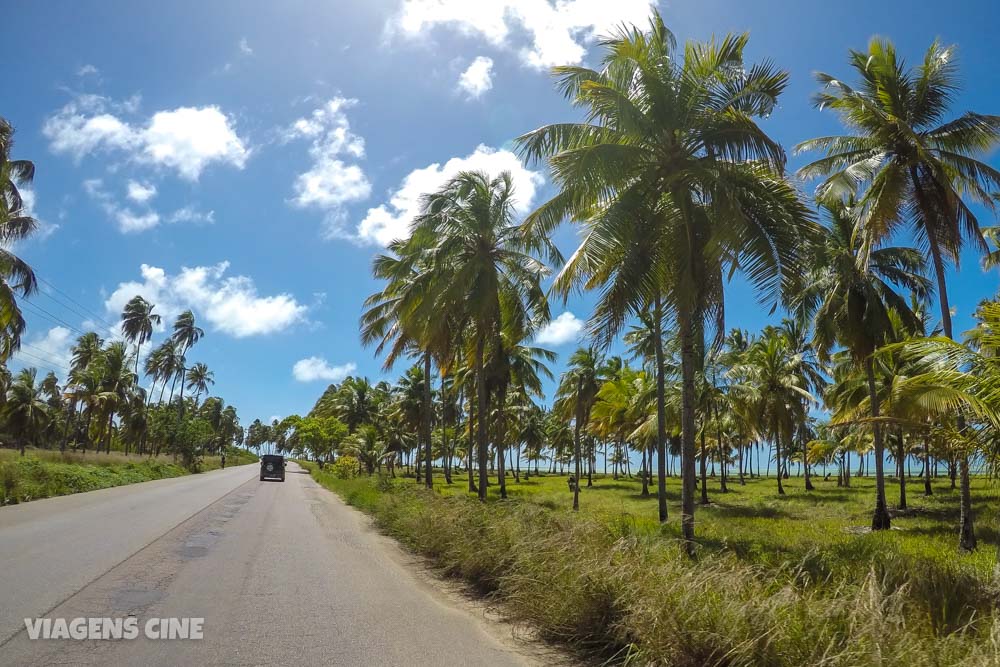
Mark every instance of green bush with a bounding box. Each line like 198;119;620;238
331;455;360;479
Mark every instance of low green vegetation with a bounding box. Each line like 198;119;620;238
0;447;257;505
305;464;1000;666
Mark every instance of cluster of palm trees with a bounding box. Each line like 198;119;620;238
352;12;1000;553
0;296;243;467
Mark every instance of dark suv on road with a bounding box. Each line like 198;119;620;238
260;454;285;482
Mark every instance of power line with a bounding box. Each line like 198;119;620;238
34;274;119;332
20;302;87;337
11;348;70;374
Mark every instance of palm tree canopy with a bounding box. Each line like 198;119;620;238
517;12;817;343
0;118;39;359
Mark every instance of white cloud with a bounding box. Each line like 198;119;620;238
16;188;59;240
84;179;160;233
534;311;584;345
77;64;100;77
458;56;494;98
292;357;357;382
116;209;161;233
105;262;308;338
167;206;215;224
392;0;654;69
286;97;371;224
126;180;157;203
18;326;74;374
85;179;212;232
43;95;249;181
239;37;253;55
357;144;543;246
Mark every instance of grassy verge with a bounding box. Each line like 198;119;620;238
0;448;258;505
302;462;1000;666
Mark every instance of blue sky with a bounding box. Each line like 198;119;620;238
4;0;1000;426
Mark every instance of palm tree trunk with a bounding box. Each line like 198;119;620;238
475;336;489;502
678;309;698;551
959;455;976;550
442;371;453;485
923;436;933;496
716;406;727;493
497;386;507;500
572;377;582;511
774;417;785;495
699;428;709;504
467;390;477;493
640;447;649;497
866;357;891;530
897;427;907;510
652;296;668;523
422;353;433;489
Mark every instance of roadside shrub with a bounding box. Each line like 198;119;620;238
1;462;20;504
331;456;360;479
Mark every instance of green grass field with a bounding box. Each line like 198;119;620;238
0;448;258;505
304;462;1000;666
435;469;1000;576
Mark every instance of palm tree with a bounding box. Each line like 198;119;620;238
362;240;450;489
6;368;49;455
735;330;814;495
797;38;1000;343
185;362;214;405
0;118;39;360
120;296;161;378
403;171;554;501
518;14;815;545
797;202;929;529
555;347;602;510
797;38;1000;549
94;341;136;454
169;310;204;437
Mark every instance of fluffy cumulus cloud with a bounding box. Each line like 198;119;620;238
458;56;495;98
104;262;307;338
392;0;654;68
42;94;249;181
126;180;157;203
357;144;542;246
17;326;74;372
285;97;372;235
292;357;357;382
534;311;584;345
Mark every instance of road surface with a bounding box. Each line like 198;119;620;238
0;462;533;666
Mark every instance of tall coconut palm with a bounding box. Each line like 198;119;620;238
169;310;203;422
796;202;929;529
555;346;602;510
518;13;815;544
70;332;103;374
185;362;214;405
403;171;554;501
120;296;161;378
734;330;814;495
0;118;39;360
94;341;136;454
362;239;453;489
797;38;1000;549
6;368;49;455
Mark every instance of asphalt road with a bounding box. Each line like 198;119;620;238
0;462;532;666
